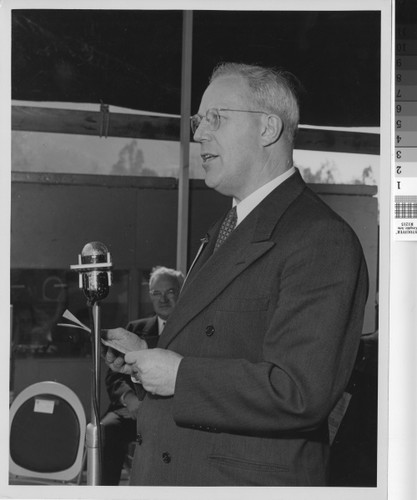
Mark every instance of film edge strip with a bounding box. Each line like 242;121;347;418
394;2;417;240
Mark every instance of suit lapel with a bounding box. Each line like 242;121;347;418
181;219;222;291
159;234;273;349
159;170;306;349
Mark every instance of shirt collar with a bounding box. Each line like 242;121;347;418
157;316;167;335
233;166;296;226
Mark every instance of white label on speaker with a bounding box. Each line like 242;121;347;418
34;398;55;414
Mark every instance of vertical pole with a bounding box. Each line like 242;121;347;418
176;10;193;275
92;303;101;415
86;302;102;485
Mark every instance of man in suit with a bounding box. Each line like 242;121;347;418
100;266;184;485
103;62;369;486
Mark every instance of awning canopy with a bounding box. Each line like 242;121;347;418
12;9;381;128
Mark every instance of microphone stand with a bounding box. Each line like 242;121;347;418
70;242;112;486
86;300;102;486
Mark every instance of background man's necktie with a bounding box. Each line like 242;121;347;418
214;206;237;251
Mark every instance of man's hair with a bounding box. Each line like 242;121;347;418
210;62;301;144
149;266;184;289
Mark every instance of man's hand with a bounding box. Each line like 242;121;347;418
123;391;141;419
102;327;147;373
125;348;183;397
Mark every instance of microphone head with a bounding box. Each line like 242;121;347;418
81;241;109;265
78;241;112;304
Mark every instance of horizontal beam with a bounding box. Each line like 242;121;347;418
12;105;180;141
11;171;378;197
12;105;380;155
296;128;379;155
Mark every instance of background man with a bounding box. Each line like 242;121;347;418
103;62;368;486
100;266;183;485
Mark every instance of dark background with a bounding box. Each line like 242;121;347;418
12;9;381;127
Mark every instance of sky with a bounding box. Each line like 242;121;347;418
11;129;380;187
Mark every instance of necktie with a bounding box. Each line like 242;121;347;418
214;206;237;251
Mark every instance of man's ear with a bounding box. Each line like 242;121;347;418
260;114;283;146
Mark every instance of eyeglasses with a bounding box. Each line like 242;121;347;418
149;288;178;299
190;108;268;134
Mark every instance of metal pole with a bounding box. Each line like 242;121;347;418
86;302;102;485
176;10;193;275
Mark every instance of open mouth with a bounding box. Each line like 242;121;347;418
201;153;218;163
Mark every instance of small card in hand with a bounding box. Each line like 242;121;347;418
101;338;129;354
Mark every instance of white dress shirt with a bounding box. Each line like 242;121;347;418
234;166;296;226
158;316;166;335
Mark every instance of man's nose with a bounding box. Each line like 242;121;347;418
193;121;208;143
193;127;202;143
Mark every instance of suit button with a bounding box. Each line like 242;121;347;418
136;433;143;445
162;452;171;463
205;325;215;337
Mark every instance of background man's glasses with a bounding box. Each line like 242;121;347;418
190;108;268;134
149;289;178;299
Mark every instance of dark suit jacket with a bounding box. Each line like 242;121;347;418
105;316;159;412
130;170;369;486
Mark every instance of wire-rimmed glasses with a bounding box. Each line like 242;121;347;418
190;108;268;134
149;288;178;299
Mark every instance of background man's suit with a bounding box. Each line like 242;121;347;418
129;170;369;486
101;316;159;484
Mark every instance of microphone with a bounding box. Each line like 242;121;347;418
70;242;112;484
70;241;112;305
